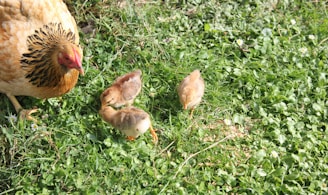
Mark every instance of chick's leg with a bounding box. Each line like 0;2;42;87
6;94;38;122
183;103;194;118
149;125;158;144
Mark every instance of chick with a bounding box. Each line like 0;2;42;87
178;69;205;117
100;70;142;108
99;105;158;144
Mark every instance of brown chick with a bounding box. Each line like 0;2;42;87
0;0;84;121
178;69;205;117
100;70;142;108
99;105;158;144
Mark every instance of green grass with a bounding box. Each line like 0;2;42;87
1;0;328;194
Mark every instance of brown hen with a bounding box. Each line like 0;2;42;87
0;0;84;121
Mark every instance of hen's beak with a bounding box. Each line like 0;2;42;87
73;47;84;76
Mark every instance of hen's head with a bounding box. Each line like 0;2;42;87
57;44;84;75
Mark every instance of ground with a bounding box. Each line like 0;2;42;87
1;1;328;194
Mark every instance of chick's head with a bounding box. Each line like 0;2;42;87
100;87;120;107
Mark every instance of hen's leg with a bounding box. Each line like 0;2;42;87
149;125;158;144
6;94;38;122
189;108;195;118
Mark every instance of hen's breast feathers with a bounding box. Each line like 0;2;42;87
0;0;82;98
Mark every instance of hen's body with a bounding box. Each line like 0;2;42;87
0;0;83;120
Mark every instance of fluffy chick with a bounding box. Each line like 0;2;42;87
100;70;142;108
178;69;205;117
99;105;158;144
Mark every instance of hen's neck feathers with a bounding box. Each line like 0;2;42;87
20;23;79;88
